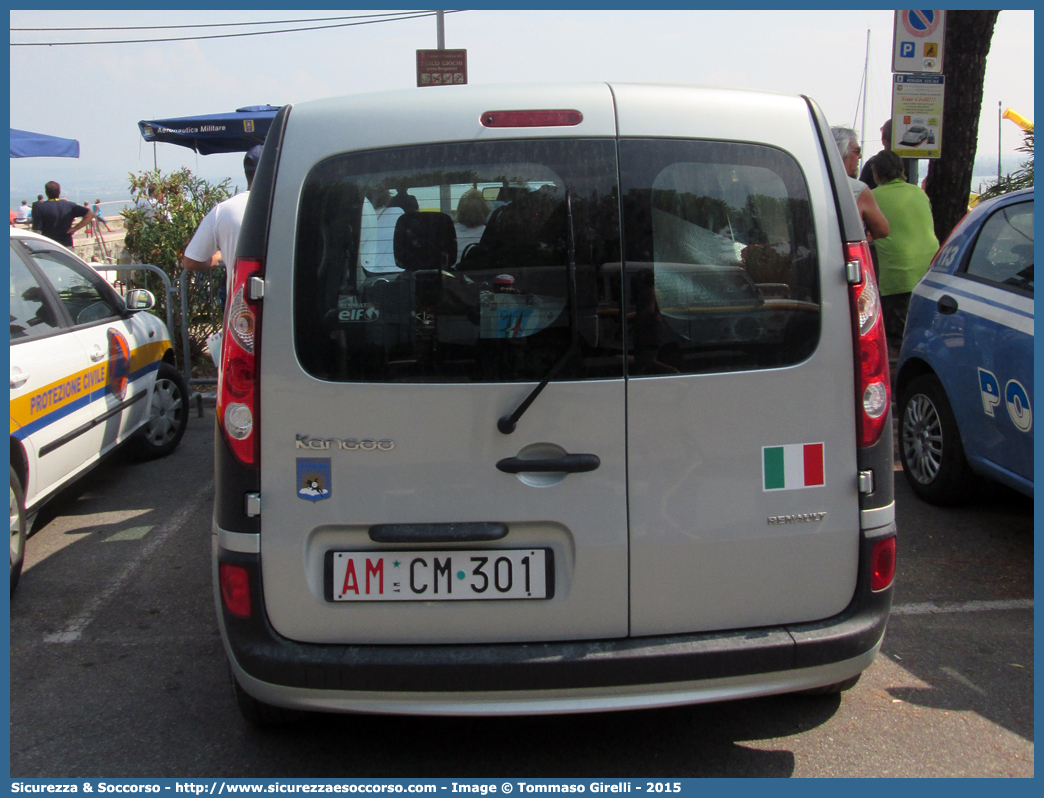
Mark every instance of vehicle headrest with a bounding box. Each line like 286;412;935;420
393;212;457;272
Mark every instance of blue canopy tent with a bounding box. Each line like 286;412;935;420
137;105;280;155
10;128;80;158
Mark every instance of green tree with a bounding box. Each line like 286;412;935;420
122;168;231;376
978;128;1034;201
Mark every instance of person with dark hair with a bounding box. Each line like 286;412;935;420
859;119;893;190
871;149;939;354
92;199;113;232
134;184;165;221
387;184;419;213
30;180;95;247
182;144;263;304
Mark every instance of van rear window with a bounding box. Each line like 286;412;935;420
618;139;821;374
293;139;622;383
293;137;820;383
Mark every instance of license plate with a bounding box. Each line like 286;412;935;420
326;549;551;602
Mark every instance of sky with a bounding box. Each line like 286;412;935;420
9;9;1035;207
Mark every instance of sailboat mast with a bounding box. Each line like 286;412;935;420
860;29;870;173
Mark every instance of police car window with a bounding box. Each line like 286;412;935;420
618;139;820;375
10;246;61;341
964;201;1033;294
294;139;622;383
25;247;120;327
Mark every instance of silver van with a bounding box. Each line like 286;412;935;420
212;83;896;724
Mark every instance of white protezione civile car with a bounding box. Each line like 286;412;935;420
10;227;188;592
211;83;897;724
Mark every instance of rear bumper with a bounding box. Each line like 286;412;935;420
214;524;894;715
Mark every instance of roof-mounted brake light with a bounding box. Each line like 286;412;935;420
481;110;583;128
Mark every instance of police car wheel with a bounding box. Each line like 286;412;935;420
899;374;977;505
10;466;27;595
133;363;189;460
229;663;303;728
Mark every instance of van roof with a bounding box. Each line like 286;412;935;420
291;81;808;116
282;82;819;157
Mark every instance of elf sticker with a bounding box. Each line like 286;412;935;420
297;458;332;502
762;443;825;491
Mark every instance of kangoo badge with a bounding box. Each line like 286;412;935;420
297;458;332;502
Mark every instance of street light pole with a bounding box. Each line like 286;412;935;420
859;29;869;173
997;101;1002;182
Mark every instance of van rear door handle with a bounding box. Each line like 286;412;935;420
937;295;959;315
496;454;600;474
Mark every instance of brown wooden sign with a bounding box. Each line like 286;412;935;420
416;49;468;87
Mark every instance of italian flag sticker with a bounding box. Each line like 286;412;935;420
763;443;825;491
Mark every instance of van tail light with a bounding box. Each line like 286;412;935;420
870;536;896;592
219;562;252;617
217;257;263;467
847;242;891;448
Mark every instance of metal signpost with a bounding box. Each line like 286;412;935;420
416;12;467;88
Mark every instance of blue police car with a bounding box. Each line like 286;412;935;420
896;187;1033;504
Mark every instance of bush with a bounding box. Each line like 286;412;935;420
122;169;232;378
978;129;1034;201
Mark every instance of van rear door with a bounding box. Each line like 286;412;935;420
258;86;631;645
612;84;862;635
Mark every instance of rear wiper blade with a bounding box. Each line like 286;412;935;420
498;190;579;435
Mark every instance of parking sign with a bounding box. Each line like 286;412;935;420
892;10;946;73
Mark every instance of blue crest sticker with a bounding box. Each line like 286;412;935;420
297;458;332;502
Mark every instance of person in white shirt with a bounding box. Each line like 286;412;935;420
831;126;889;242
15;201;31;224
182;145;262;302
357;188;404;274
135;185;167;222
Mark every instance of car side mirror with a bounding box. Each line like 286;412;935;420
125;288;156;311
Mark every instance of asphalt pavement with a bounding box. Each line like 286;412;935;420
9;409;1034;777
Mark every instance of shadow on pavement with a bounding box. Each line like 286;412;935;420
26;446;139;538
225;694;843;778
881;472;1034;743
